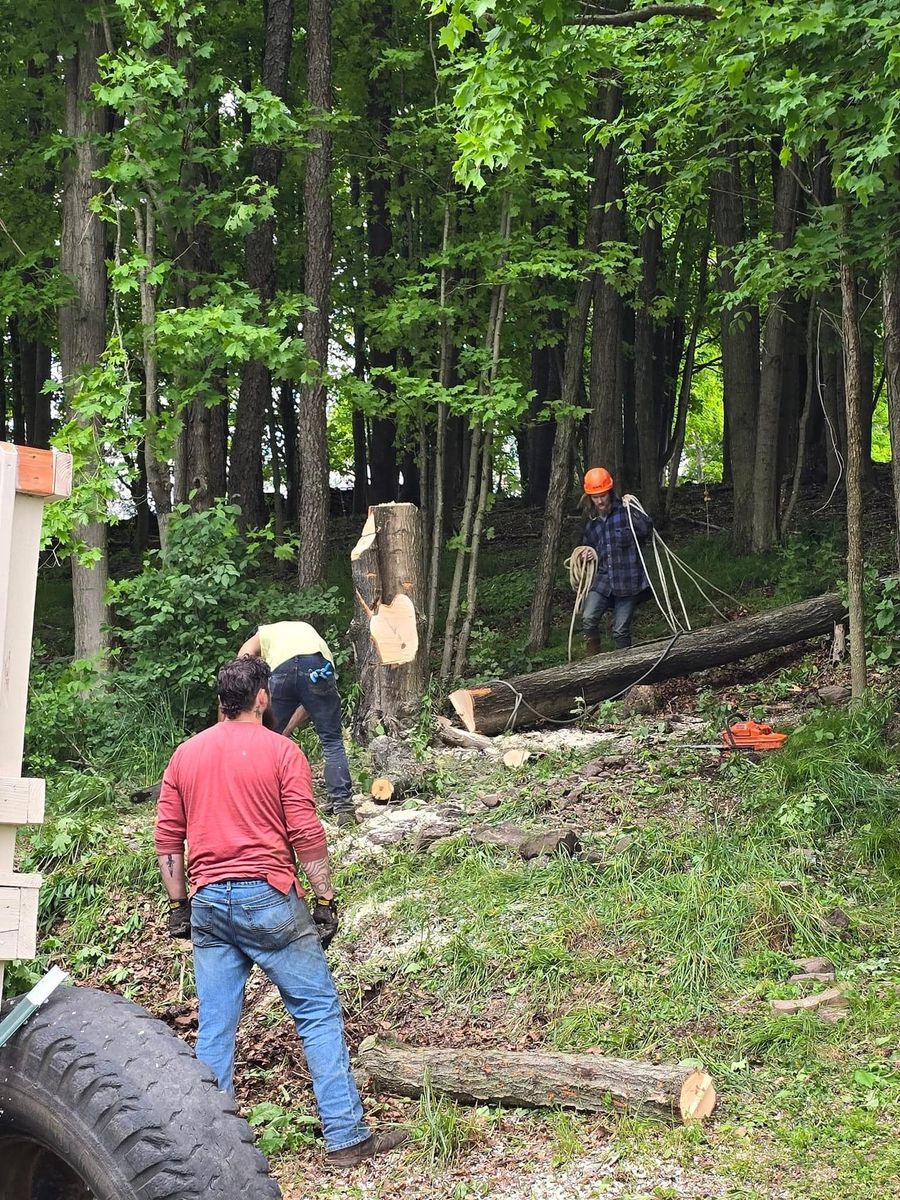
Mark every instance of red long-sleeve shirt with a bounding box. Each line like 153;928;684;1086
155;722;327;896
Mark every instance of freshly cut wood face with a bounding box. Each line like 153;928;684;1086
350;510;377;562
370;593;419;665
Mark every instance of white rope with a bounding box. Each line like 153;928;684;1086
564;547;597;663
624;500;686;634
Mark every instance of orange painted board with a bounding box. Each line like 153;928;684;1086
0;443;72;500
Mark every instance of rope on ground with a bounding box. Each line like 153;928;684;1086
564;546;597;663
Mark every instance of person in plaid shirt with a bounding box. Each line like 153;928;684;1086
574;467;653;655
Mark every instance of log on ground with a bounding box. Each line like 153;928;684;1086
450;590;846;734
357;1038;716;1123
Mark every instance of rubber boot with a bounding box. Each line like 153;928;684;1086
585;637;603;656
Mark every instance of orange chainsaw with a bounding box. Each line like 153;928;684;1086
720;717;788;753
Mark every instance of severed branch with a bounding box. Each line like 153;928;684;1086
578;4;716;25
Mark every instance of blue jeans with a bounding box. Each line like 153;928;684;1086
269;654;353;813
582;590;640;649
191;880;369;1152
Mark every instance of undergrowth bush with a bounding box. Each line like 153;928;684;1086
107;502;344;722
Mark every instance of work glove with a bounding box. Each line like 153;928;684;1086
312;897;339;950
167;898;192;940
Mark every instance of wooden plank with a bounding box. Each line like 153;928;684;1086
0;777;45;826
0;442;73;500
0;874;43;961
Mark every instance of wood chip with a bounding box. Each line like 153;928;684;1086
502;749;531;769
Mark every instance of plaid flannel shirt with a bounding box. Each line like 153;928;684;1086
582;498;653;598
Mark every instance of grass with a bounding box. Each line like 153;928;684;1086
409;1080;487;1169
17;510;900;1196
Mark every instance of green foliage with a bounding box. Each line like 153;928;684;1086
107;502;343;722
246;1103;319;1156
864;572;900;668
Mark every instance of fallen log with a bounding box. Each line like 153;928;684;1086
356;1038;716;1123
434;715;498;755
367;735;426;803
450;590;846;734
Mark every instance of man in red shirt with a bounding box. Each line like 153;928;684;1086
155;655;405;1168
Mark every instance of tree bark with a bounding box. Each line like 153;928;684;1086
840;207;866;697
588;144;625;477
528;113;615;650
453;589;847;734
884;252;900;567
297;0;332;586
634;214;663;514
712;154;760;550
782;298;818;535
357;1038;716;1123
364;0;398;505
751;158;800;553
59;24;109;661
351;502;427;737
229;0;294;529
665;222;711;514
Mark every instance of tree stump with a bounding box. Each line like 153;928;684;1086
351;503;427;739
368;735;426;803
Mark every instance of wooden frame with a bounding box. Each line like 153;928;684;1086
0;443;72;997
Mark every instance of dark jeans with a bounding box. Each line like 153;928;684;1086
192;880;369;1151
582;590;640;649
269;653;353;813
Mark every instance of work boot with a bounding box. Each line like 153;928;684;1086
325;1128;408;1169
585;637;603;656
333;809;358;828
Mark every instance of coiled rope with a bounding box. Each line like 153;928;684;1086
564;546;597;663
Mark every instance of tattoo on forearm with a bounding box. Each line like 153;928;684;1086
300;855;333;898
166;854;175;877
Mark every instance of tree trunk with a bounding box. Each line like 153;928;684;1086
528;134;611;650
634;215;663;515
712;156;760;550
453;589;847;734
426;204;453;653
134;198;172;550
840;208;866;698
357;1038;716;1124
297;0;332;586
884;252;900;567
751;158;800;553
364;0;398;505
782;298;818;535
350;502;427;737
278;380;299;522
665;223;711;514
229;0;294;530
59;24;109;662
588;142;625;477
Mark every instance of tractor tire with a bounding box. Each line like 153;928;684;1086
0;985;282;1200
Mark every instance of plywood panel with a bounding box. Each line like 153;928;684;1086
0;777;45;826
0;874;42;960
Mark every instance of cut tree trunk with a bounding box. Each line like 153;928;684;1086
356;1038;716;1124
351;502;427;737
451;590;847;734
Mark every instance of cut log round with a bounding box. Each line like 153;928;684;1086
502;749;531;769
371;777;405;803
356;1038;716;1124
450;590;848;734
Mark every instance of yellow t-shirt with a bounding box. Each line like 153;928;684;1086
257;622;334;672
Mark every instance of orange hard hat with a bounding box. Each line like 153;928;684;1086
583;467;614;495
